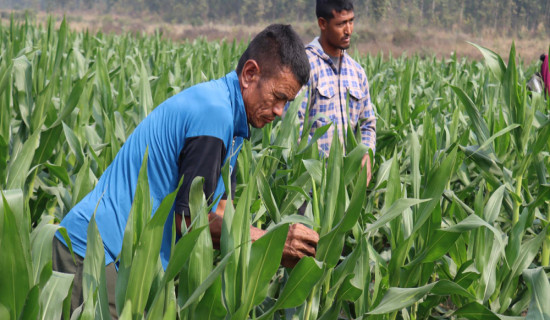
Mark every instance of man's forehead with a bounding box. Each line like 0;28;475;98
331;9;354;21
272;69;301;93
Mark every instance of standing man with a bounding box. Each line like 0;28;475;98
52;24;319;317
298;0;376;184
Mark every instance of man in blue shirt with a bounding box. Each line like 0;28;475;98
52;24;319;317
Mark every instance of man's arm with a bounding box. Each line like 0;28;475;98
176;212;319;268
361;153;372;187
176;211;223;249
174;136;227;218
359;75;376;187
175;135;319;268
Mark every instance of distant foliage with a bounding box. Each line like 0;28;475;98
2;0;550;35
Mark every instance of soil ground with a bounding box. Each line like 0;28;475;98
2;9;549;64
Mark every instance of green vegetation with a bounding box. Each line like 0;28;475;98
1;17;550;319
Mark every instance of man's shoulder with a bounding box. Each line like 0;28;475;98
305;46;331;77
173;77;231;108
306;45;324;61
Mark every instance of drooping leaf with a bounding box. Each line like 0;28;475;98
367;283;436;315
468;42;506;81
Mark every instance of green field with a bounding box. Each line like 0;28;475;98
1;16;550;319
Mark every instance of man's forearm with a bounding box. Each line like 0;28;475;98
176;211;318;269
175;211;224;249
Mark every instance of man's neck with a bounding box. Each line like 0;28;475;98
318;36;342;58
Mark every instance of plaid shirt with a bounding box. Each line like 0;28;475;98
298;38;376;156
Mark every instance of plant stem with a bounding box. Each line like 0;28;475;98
304;283;318;320
542;226;550;266
304;269;327;320
512;176;522;226
312;178;320;233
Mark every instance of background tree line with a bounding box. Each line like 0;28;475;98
2;0;550;35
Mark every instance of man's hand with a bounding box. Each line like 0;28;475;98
361;153;372;187
251;223;319;268
280;224;320;268
179;205;320;268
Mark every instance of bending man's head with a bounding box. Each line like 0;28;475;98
237;24;310;87
237;24;310;128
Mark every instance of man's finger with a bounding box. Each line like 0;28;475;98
292;239;316;257
301;244;316;256
291;224;320;242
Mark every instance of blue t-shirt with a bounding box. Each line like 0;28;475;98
57;71;249;269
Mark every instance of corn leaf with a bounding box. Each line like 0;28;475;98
523;268;550;320
258;257;323;319
180;251;233;311
6;129;40;190
317;168;367;267
19;285;39;320
0;193;31;320
39;272;74;320
469;42;506;81
194;276;226;320
234;223;289;319
125;186;179;316
82;214;110;319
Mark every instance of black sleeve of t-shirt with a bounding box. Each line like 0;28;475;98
174;136;227;217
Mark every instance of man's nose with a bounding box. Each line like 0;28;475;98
273;103;285;117
344;23;351;35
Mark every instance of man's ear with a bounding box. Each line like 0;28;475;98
318;17;327;32
240;59;260;89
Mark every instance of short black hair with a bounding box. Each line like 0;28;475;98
316;0;354;21
236;24;310;87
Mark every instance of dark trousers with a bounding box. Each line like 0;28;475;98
51;237;118;318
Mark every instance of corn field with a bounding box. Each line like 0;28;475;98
1;16;550;320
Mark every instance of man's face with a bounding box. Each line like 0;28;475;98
241;63;302;129
319;9;354;56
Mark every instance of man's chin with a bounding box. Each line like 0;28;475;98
340;44;351;50
250;121;264;129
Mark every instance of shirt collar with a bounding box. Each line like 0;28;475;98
307;37;347;70
224;71;250;139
